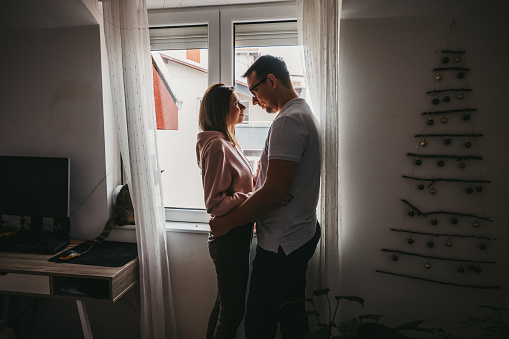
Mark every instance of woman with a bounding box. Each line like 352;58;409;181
196;83;254;339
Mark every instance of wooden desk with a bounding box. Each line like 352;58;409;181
0;249;139;338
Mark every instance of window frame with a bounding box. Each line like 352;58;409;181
148;3;297;223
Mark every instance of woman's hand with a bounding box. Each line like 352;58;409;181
209;215;232;238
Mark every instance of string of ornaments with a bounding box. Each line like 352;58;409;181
376;21;500;289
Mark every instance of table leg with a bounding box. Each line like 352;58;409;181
76;300;93;339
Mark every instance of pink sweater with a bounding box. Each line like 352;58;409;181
196;131;254;217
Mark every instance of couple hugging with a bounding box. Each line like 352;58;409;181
196;55;321;339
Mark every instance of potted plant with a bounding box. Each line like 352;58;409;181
302;288;456;339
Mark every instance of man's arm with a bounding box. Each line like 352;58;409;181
209;159;298;237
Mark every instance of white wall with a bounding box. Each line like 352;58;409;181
0;25;114;240
0;0;120;239
337;1;509;337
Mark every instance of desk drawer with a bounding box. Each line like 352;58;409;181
0;273;50;295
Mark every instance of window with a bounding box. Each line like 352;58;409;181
234;21;305;170
150;25;209;212
148;4;300;223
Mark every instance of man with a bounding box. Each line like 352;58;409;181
209;55;321;339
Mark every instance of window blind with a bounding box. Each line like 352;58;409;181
149;25;208;50
235;21;298;48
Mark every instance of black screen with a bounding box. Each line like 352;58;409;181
0;156;70;219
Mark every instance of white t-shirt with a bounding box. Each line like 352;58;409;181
255;98;321;254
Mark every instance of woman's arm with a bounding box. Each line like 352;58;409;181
201;147;251;217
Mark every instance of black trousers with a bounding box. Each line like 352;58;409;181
244;222;321;339
206;223;254;339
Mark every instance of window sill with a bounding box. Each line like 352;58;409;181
110;221;210;234
108;221;255;243
165;221;210;233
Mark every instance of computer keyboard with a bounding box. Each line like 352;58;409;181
0;233;70;254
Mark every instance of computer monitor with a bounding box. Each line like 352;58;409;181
0;155;70;234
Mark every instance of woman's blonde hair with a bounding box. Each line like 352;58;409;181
199;83;238;146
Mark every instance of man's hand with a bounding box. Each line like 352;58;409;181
278;193;293;207
209;215;232;238
253;159;261;185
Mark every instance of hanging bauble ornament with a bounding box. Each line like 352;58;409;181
476;186;483;192
432;97;440;105
464;140;472;148
473;219;480;228
466;187;473;194
457;71;465;79
444;138;452;145
463;113;470;121
431;217;438;225
418;182;424;190
475;266;482;273
420;139;427;147
427;240;435;248
408;209;415;217
437;160;445;167
446;240;453;247
441;116;448;124
429;187;436;194
425;262;432;269
455;55;462;63
443;95;451;102
451;217;458;224
479;243;487;251
427;117;435;125
392;255;399;261
435;72;442;81
407;237;414;245
416;158;422;166
457;92;464;100
459;161;466;169
458;266;465;273
442;55;450;64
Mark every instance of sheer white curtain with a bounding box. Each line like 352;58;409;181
297;0;342;294
102;1;177;338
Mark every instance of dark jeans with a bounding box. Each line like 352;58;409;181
207;223;254;339
244;222;321;339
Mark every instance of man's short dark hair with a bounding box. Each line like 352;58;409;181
242;55;292;89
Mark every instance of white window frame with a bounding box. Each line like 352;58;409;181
218;3;298;84
148;2;297;223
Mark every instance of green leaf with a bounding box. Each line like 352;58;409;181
430;327;447;335
392;319;427;331
400;326;434;334
335;296;364;307
313;288;331;296
459;316;482;326
358;314;384;323
478;305;509;312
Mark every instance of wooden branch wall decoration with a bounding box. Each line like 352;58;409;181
401;199;493;222
389;228;496;241
376;270;501;290
377;20;498;289
381;249;496;264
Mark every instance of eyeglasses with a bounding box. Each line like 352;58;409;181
248;75;268;95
